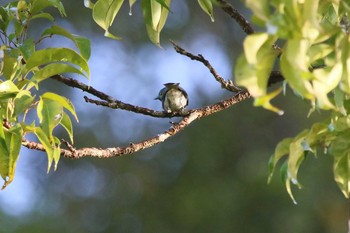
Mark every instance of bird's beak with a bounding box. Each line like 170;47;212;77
154;96;160;100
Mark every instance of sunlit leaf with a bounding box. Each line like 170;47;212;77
60;112;74;143
30;12;54;21
13;90;34;117
236;33;278;97
25;48;90;79
92;0;124;40
287;130;309;182
142;0;171;46
268;137;293;183
53;137;61;171
34;127;54;173
197;0;214;22
30;63;85;84
37;97;63;137
254;87;284;115
280;40;314;99
0;80;19;99
41;25;91;60
42;92;78;122
331;132;350;198
29;0;66;16
0;124;22;190
2;50;18;80
18;39;35;60
245;0;269;22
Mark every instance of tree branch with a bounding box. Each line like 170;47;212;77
216;0;254;35
217;0;282;54
170;40;241;92
22;90;251;158
83;96;188;118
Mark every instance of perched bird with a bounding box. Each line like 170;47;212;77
155;83;188;113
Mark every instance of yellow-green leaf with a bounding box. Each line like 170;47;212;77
41;25;91;60
92;0;124;40
25;48;90;79
42;92;78;122
197;0;214;22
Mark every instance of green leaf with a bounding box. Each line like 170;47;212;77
92;0;125;40
29;0;66;16
42;92;78;122
3;49;18;80
53;140;61;171
19;39;35;60
280;39;314;100
0;124;22;190
0;6;11;32
142;0;171;46
254;87;284;115
25;48;90;79
13;90;34;117
287;130;309;182
60;112;74;144
268;137;293;183
235;33;278;97
331;132;350;198
313;63;342;109
31;12;54;21
280;161;298;204
245;0;269;22
30;63;85;83
37;97;63;136
197;0;214;22
41;25;91;60
0;80;19;99
34;127;54;173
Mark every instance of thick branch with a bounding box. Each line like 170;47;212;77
22;90;251;158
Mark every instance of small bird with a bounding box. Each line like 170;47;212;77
155;83;188;113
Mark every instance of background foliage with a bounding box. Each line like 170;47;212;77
0;0;349;232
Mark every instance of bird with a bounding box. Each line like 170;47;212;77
155;83;188;113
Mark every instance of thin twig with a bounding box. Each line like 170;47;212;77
170;40;241;92
216;0;254;35
217;0;282;54
52;75;189;118
83;96;189;118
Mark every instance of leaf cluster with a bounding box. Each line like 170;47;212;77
0;0;90;189
235;0;350;199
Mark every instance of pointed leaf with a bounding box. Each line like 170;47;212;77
31;63;85;83
25;48;90;79
92;0;125;40
37;97;63;136
254;87;284;115
60;112;74;144
142;0;171;46
13;90;34;117
29;0;66;16
34;127;54;173
41;25;91;60
42;92;78;122
197;0;214;22
1;124;22;190
0;80;19;99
